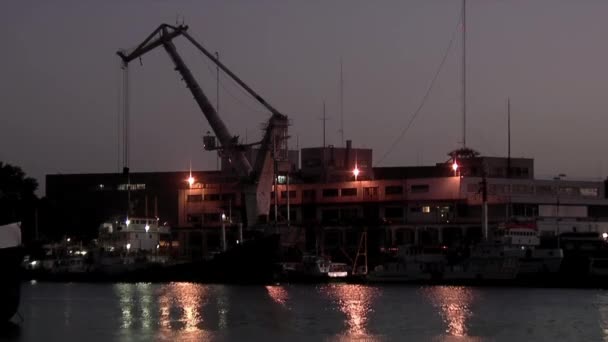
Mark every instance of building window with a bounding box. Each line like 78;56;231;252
340;208;359;220
341;188;357;196
302;189;316;199
222;193;236;202
364;187;378;197
385;207;403;218
187;194;203;202
187;214;201;223
559;187;577;196
280;208;298;221
512;184;534;194
489;184;508;194
580;188;599;197
281;190;296;199
467;184;480;193
422;206;431;213
385;185;403;195
321;209;339;223
411;184;429;193
323;188;339;197
204;193;220;201
118;183;146;191
536;185;554;195
203;213;221;223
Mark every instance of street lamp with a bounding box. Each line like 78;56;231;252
187;176;195;188
221;212;227;252
126;243;131;252
554;174;566;245
452;160;459;176
353;166;360;181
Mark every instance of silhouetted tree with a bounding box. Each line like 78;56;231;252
0;161;38;227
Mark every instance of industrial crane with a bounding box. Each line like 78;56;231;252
117;24;289;228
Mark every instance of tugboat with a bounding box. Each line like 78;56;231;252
0;222;22;322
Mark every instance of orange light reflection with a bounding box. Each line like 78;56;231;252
157;282;207;332
323;284;379;339
266;285;289;308
425;286;474;337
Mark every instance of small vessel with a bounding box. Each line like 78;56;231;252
494;222;563;275
0;222;22;322
558;232;608;279
278;255;330;282
366;245;446;283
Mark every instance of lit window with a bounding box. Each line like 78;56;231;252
422;206;431;213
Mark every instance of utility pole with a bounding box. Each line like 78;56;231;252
339;58;345;147
216;51;220;171
462;0;467;148
481;163;488;241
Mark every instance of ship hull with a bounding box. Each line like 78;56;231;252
0;246;22;322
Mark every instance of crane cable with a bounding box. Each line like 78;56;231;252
377;11;463;165
193;44;269;116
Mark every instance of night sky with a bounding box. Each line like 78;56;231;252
2;0;608;195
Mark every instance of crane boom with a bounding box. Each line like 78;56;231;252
117;23;289;227
118;25;252;178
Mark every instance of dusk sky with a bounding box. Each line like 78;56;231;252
2;1;608;195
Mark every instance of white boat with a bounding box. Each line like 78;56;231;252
98;216;171;254
494;222;563;274
0;222;22;321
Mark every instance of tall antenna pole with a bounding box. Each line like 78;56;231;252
340;58;345;147
507;97;511;177
216;51;220;171
322;101;327;148
506;97;512;221
462;0;467;148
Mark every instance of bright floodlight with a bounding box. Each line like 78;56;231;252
603;232;608;239
66;237;71;243
452;161;459;171
125;218;131;226
353;167;360;180
221;213;227;221
126;243;131;250
145;224;150;233
187;176;195;187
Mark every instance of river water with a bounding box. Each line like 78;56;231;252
4;282;608;341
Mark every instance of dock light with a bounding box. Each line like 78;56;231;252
187;176;195;187
353;166;360;180
603;233;608;240
145;224;150;233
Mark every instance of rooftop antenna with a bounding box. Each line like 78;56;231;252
507;97;511;178
319;101;329;148
339;57;345;147
216;51;220;171
462;0;467;148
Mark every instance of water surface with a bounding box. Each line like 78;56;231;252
5;282;608;341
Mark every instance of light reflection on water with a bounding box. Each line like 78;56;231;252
266;285;289;308
423;286;474;337
18;282;608;342
321;284;381;341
